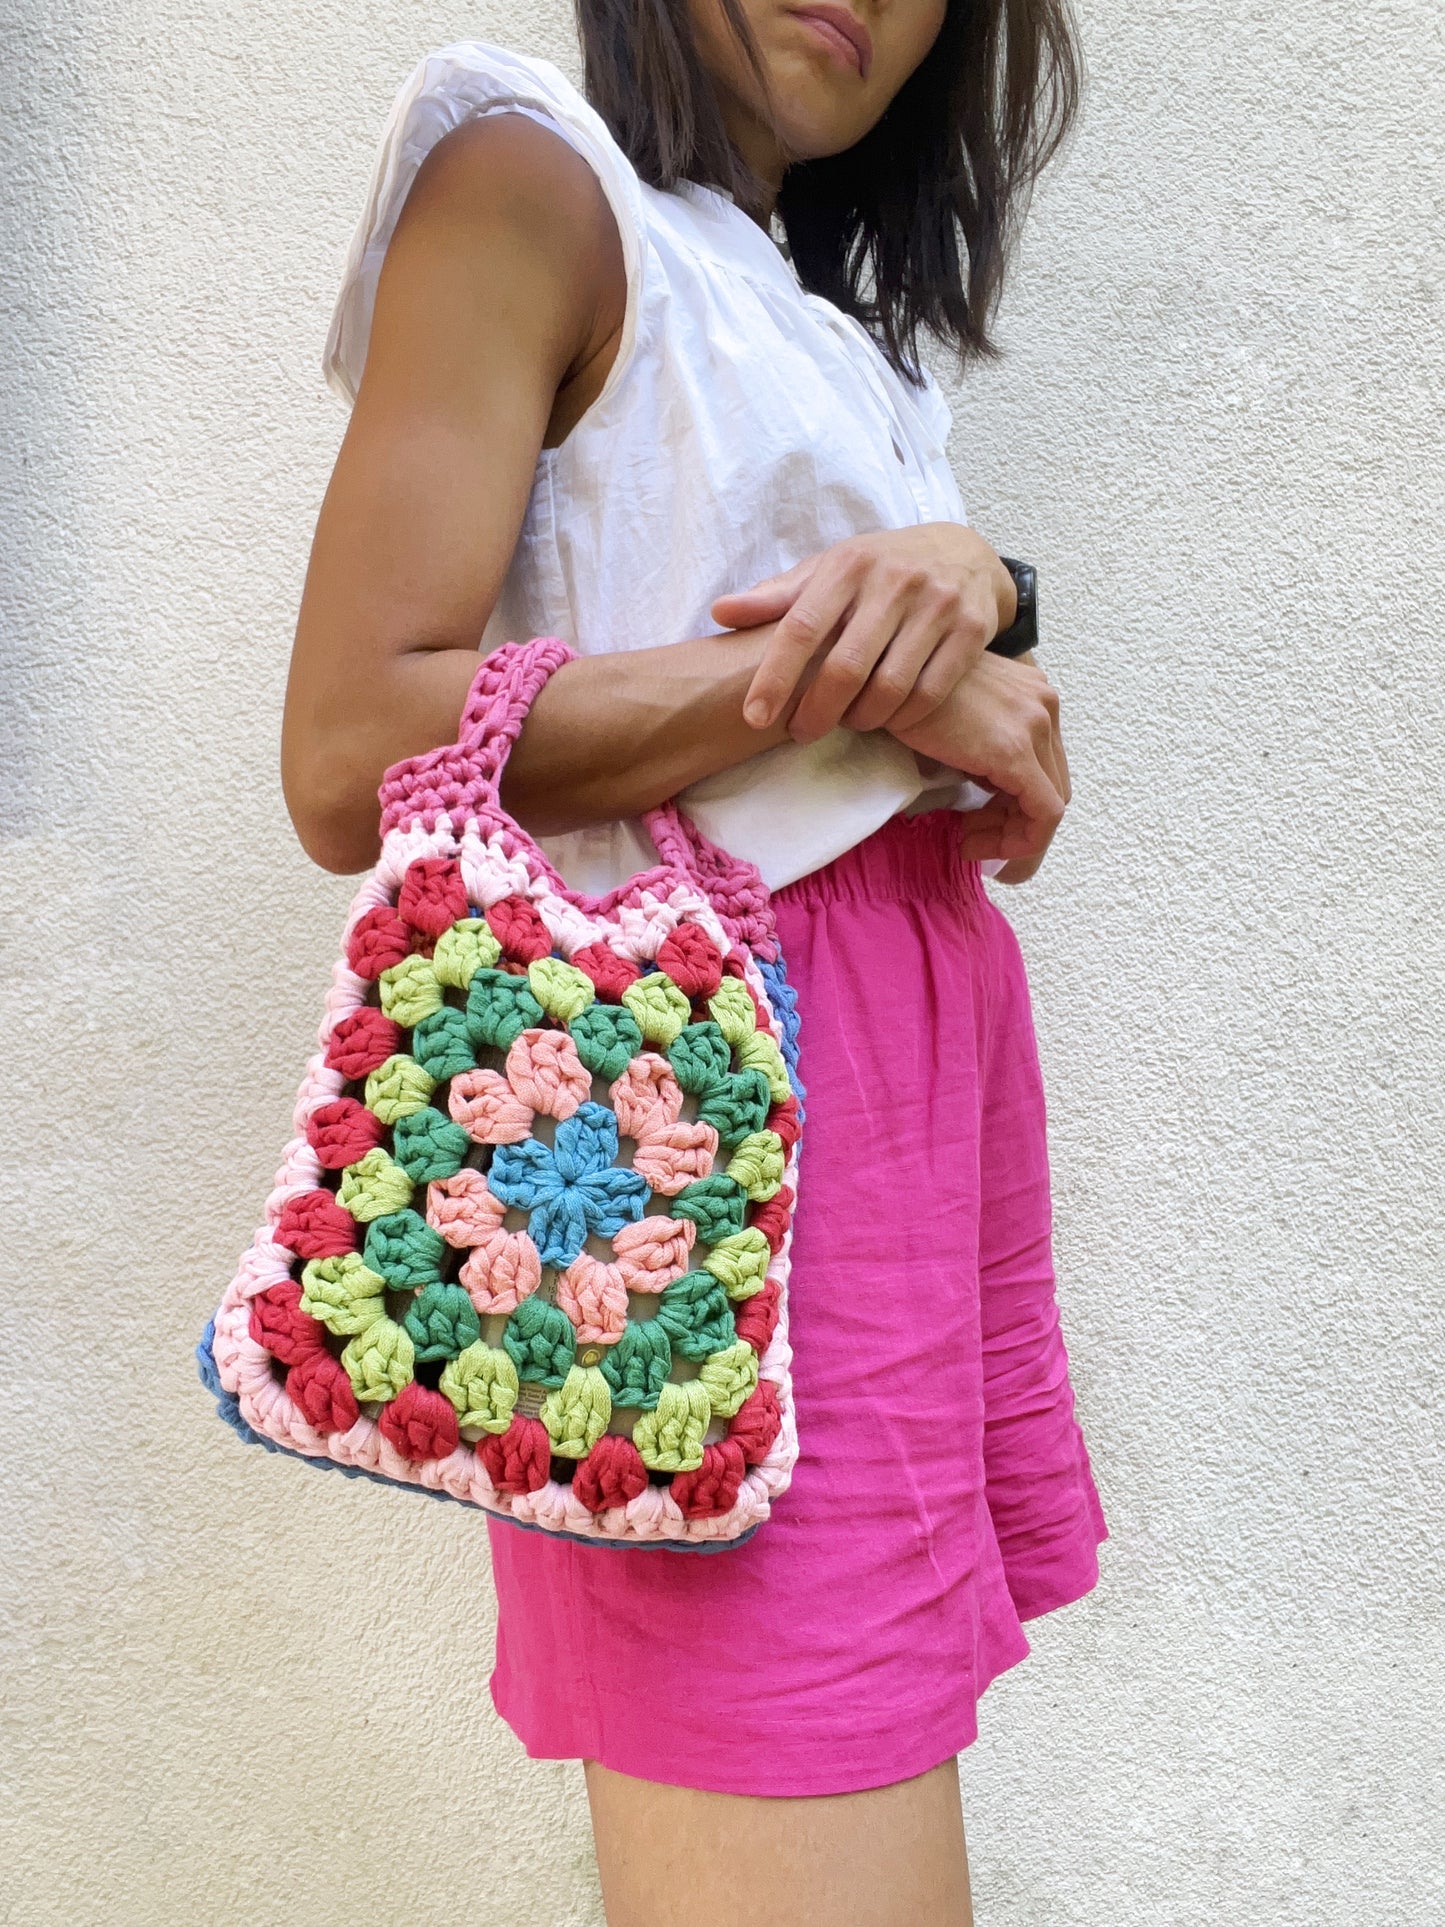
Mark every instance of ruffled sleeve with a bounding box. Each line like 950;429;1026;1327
322;41;649;406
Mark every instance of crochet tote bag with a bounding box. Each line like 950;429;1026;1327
198;638;802;1550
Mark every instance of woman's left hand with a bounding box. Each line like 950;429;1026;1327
710;523;1017;744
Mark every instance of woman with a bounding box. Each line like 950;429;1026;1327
283;1;1104;1919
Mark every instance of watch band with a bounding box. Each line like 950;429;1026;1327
988;557;1038;658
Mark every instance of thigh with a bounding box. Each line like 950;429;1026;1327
583;1756;973;1927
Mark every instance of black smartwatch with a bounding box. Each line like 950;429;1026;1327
988;557;1038;658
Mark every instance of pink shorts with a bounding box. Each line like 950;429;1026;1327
487;811;1107;1796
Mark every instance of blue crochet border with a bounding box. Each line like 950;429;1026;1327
195;934;802;1555
757;950;806;1117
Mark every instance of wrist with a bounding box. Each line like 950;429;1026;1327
993;554;1020;630
988;558;1037;658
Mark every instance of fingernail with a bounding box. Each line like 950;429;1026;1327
744;701;769;727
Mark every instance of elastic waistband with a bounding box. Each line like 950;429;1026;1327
773;810;984;913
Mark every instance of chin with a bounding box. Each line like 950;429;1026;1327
763;57;876;161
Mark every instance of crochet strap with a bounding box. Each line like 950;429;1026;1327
378;638;575;834
644;801;777;961
459;636;577;783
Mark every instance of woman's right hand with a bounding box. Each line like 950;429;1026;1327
887;651;1071;870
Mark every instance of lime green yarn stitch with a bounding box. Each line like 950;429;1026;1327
528;957;595;1023
540;1365;612;1457
702;1228;772;1300
698;1340;759;1417
411;1007;476;1081
439;1342;518;1435
706;977;757;1049
379;954;444;1028
363;1054;437;1125
633;1380;710;1472
433;918;501;990
341;1316;415;1402
735;1029;792;1104
569;1004;644;1080
727;1129;786;1202
403;1282;482;1360
622;972;691;1048
337;1148;413;1221
298;1254;386;1335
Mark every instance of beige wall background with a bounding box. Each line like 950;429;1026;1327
3;1;1442;1921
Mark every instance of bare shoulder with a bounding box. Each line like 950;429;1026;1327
383;111;627;412
402;112;618;262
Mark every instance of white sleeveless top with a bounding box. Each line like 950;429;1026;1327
324;41;992;892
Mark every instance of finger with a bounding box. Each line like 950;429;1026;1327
1040;728;1070;816
1052;712;1072;805
1029;684;1070;821
1032;709;1068;816
979;807;1049;861
833;609;954;735
787;582;920;742
988;742;1065;855
742;560;863;728
956;793;1016;861
862;575;994;733
995;724;1064;873
995;677;1068;848
710;557;817;628
866;622;981;735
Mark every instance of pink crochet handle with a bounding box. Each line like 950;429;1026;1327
377;636;575;835
378;638;779;959
641;799;780;963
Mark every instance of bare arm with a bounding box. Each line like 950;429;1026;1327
282;114;791;874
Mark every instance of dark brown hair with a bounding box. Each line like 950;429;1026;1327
576;0;1082;382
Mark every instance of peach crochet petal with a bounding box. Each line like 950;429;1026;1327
506;1028;592;1121
426;1168;505;1247
632;1120;719;1196
609;1052;684;1138
556;1253;630;1344
460;1229;543;1314
449;1067;533;1144
612;1214;696;1293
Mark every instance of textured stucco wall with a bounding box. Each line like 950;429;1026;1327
3;1;1442;1922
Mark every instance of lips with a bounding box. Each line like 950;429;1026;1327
788;4;873;80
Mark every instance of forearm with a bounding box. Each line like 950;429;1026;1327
284;621;789;873
502;623;789;835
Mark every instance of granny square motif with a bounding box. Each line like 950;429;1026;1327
199;639;802;1548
